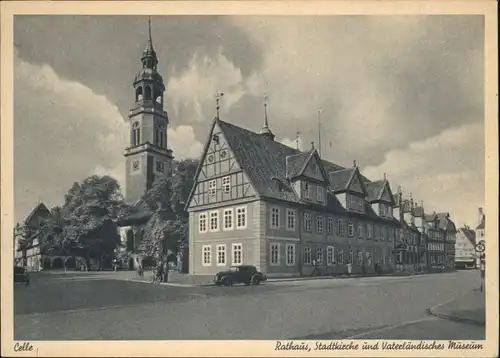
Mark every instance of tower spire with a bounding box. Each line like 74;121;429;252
148;16;153;48
141;16;158;70
215;92;224;119
259;93;275;141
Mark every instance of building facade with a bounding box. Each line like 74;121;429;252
454;227;477;269
14;202;51;271
124;19;173;205
186;118;401;277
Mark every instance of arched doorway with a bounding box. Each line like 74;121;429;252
65;257;76;269
42;257;51;269
52;257;64;269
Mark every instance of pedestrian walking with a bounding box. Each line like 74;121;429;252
347;261;352;276
479;256;485;292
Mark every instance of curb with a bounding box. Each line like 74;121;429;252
426;294;485;327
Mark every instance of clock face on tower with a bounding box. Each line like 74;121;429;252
132;160;140;171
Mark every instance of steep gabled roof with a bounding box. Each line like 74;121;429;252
459;228;476;246
216;119;351;203
328;168;356;192
425;212;457;232
365;180;384;202
24;202;51;226
286;152;311;179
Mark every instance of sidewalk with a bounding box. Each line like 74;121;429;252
428;290;486;326
35;268;456;287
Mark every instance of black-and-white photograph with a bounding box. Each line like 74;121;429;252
2;1;497;356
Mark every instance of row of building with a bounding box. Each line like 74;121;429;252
184;117;472;277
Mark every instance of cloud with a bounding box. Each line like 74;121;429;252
14;53;203;222
167;48;247;124
230;16;484;165
168;125;204;160
280;136;304;151
362;122;484;227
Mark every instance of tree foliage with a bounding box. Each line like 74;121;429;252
40;175;130;260
139;159;198;260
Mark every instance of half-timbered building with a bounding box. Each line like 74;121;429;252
185;117;401;277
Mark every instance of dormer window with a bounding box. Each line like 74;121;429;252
304;182;311;199
379;204;386;217
317;186;325;203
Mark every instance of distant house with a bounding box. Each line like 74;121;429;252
454;227;477;269
475;207;485;243
14;202;52;271
186;118;401;277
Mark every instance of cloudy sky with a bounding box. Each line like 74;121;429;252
13;15;484;227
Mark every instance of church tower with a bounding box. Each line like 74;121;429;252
124;18;173;204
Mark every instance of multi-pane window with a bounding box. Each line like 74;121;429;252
304;182;311;199
270;207;280;229
347;194;364;212
316;216;324;233
358;224;363;238
374;225;379;240
236;207;247;229
327;246;335;265
349;249;354;264
210;211;219;231
304;213;312;232
222;176;231;193
202;245;211;266
327;217;334;234
223;209;233;230
347;222;354;237
381;227;386;241
232;243;243;265
389;228;394;242
216;244;226;266
338;249;344;264
317;186;325;202
379;204;386;217
337;219;345;236
156;160;165;173
367;223;373;239
270;243;280;265
286;244;296;266
316;247;323;264
286;209;296;230
208;180;216;196
304;247;312;264
198;213;208;233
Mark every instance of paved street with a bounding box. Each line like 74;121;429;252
14;270;484;340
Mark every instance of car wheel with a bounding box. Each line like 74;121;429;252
215;281;221;286
223;277;232;286
244;279;251;286
252;276;261;285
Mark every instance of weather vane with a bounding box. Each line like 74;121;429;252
215;92;224;119
264;93;269;127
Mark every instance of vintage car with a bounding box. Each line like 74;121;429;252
14;266;30;286
214;265;267;286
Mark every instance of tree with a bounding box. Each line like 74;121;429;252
48;175;130;267
138;159;198;270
